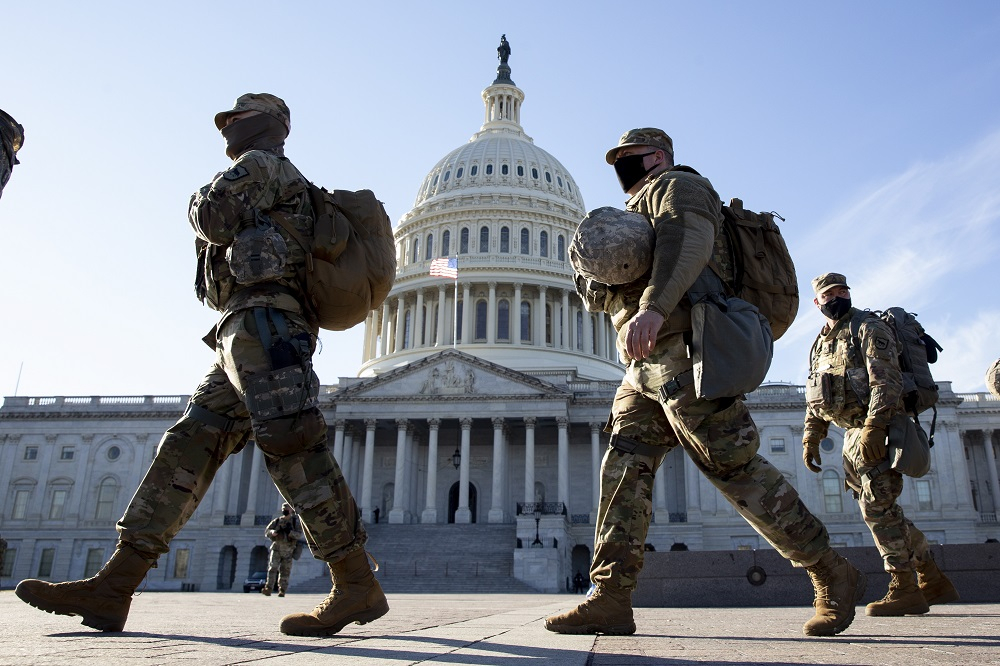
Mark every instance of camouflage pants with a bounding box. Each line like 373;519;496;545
117;308;365;563
843;427;931;573
266;540;296;593
593;334;831;591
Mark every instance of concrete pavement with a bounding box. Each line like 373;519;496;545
1;591;998;665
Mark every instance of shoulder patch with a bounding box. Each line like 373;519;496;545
874;336;889;350
222;165;249;181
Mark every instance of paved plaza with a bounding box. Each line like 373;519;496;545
1;591;998;665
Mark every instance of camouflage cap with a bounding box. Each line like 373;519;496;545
570;207;654;285
605;127;674;165
811;272;850;296
986;358;1000;399
214;93;291;133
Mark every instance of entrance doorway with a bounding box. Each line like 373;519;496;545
447;481;477;523
216;546;237;590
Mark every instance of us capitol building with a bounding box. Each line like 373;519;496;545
2;41;999;594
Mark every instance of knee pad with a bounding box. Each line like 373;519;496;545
253;407;327;457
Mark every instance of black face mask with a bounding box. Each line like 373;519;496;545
282;508;291;516
820;296;852;321
613;151;655;193
220;114;287;160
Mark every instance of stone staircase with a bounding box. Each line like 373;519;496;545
294;523;538;594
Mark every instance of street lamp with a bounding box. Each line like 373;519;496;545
532;506;543;547
452;447;461;470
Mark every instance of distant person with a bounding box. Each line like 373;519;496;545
0;108;24;199
373;507;380;524
802;272;959;616
263;503;302;597
16;93;387;637
547;128;865;638
573;571;586;594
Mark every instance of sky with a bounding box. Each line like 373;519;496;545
2;1;999;399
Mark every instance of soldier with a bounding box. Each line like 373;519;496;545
15;94;388;636
547;128;866;638
263;503;302;597
0;108;24;200
986;359;1000;399
802;272;959;616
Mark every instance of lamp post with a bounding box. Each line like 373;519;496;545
532;506;543;547
452;447;461;470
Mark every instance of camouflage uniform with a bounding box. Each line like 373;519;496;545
0;108;24;200
588;165;832;593
986;358;1000;399
804;307;933;573
265;512;302;594
117;100;364;566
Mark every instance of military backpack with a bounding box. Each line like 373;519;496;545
271;184;396;331
712;198;799;340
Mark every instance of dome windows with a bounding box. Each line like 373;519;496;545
517;165;524;177
520;228;530;255
460;228;470;254
479;226;490;252
557;234;565;261
557;175;563;187
471;165;479;177
545;171;552;183
501;164;509;175
442;230;451;256
456;167;464;179
443;170;451;182
486;164;494;176
540;230;549;258
531;167;539;179
500;226;510;253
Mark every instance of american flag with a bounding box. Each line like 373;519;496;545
429;257;458;279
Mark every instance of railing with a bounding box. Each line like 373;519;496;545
979;512;998;524
254;515;271;526
516;502;566;516
4;395;188;410
223;515;241;526
650;512;688;524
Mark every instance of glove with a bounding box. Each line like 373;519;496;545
858;425;888;466
802;439;822;473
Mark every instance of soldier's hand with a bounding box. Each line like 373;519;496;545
802;439;822;473
858;425;888;466
626;309;665;360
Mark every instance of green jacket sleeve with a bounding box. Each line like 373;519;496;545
189;151;284;246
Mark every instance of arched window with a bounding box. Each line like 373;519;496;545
460;228;469;254
471;165;478;177
520;301;531;342
517;165;524;177
443;170;450;182
486;164;494;175
442;230;451;256
500;226;510;253
95;478;118;521
456;167;464;179
520;228;530;255
539;231;549;258
501;164;509;175
475;300;488;341
403;310;411;349
531;167;539;179
822;470;843;513
545;171;552;183
576;311;583;350
497;299;510;341
557;234;566;261
425;233;434;261
479;226;490;253
411;237;420;264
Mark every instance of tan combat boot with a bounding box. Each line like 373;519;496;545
15;543;156;632
544;585;636;635
865;570;930;616
279;550;388;636
802;550;867;636
916;558;959;606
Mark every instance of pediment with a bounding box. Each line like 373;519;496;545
334;349;567;401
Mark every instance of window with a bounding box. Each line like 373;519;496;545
916;480;933;511
49;488;68;520
557;176;563;187
37;548;55;578
60;447;75;461
84;548;104;577
442;230;451;256
475;300;487;341
0;548;15;577
820;437;836;454
403;310;411;350
497;300;510;341
520;301;532;342
501;164;509;175
822;470;843;513
411;237;420;264
520;228;530;255
479;226;489;253
95;479;118;521
567;181;573;193
470;165;478;177
770;438;786;454
173;548;191;578
485;164;494;175
12;489;30;519
557;235;565;261
24;446;38;461
539;231;549;258
431;175;438;187
107;446;121;461
456;301;464;340
500;226;510;253
460;228;469;254
425;233;434;261
456;167;463;179
443;170;450;182
531;167;538;179
545;171;552;183
517;165;524;177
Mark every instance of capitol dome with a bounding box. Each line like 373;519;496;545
357;42;622;382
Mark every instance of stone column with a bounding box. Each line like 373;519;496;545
436;284;447;346
590;422;602;514
487;281;497;344
489;417;506;522
380;301;390;356
422;418;441;523
524;417;536;504
414;288;425;348
983;430;1000;514
394;295;406;351
350;433;362;499
340;427;354;492
241;444;262;523
684;454;704;522
653;467;668;520
557;417;569;508
461;283;472;345
212;453;234;515
390;418;409;523
536;285;547;347
597;312;607;358
332;419;346;463
513;283;523;346
561;289;570;349
361;419;376;523
456;417;473;523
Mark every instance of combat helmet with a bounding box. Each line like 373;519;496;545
569;207;654;285
987;358;1000;399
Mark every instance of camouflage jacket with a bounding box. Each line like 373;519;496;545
587;166;724;363
189;149;315;325
804;307;903;442
265;514;302;555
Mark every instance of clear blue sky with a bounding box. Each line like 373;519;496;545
3;1;999;397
